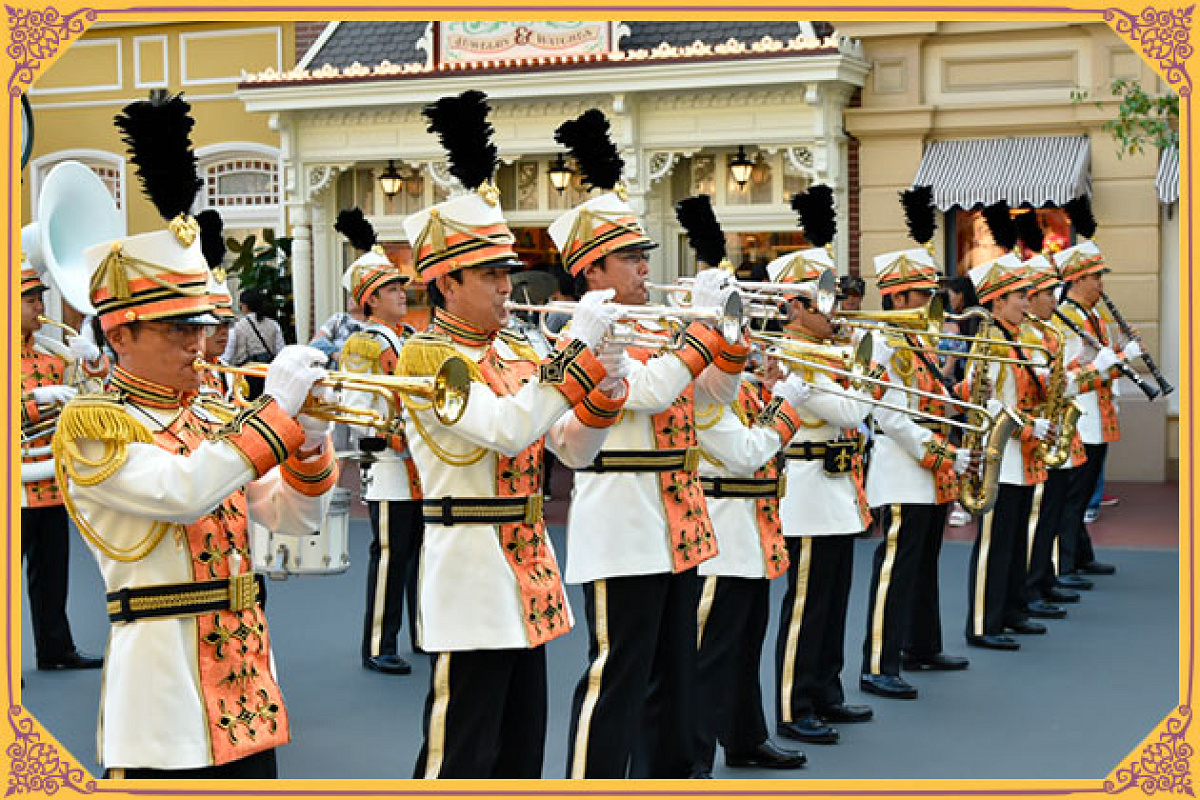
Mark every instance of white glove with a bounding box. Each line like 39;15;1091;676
31;384;77;407
772;374;813;408
952;447;973;475
66;334;101;364
297;414;332;452
1121;339;1144;361
264;345;329;417
871;336;895;367
1031;417;1052;442
690;267;731;310
570;289;619;350
985;397;1003;417
1091;346;1119;374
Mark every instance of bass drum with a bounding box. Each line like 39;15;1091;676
249;487;351;577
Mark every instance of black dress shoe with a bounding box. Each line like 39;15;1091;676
1027;601;1067;619
1057;574;1094;590
363;654;412;675
859;673;918;699
815;702;874;723
1080;560;1116;575
777;717;839;744
901;652;970;671
726;740;807;768
1044;587;1080;603
966;634;1020;650
37;650;103;671
1005;620;1047;635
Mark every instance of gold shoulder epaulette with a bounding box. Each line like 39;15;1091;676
399;332;484;382
339;330;384;374
52;392;153;487
497;329;542;364
695;401;727;430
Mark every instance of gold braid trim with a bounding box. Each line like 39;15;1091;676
90;246;208;301
497;330;541;364
694;403;726;431
52;395;176;562
398;334;488;466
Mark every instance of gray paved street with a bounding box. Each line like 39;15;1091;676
20;520;1178;781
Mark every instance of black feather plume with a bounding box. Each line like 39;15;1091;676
1063;195;1097;240
334;208;377;253
981;202;1018;252
114;90;202;223
554;108;624;192
900;185;937;246
675;195;727;267
790;184;837;249
1014;209;1045;254
422;90;497;191
196;210;225;269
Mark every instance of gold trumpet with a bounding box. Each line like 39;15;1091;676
194;357;472;427
649;267;838;321
37;315;80;338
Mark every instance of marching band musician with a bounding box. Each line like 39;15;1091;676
765;249;878;747
859;247;974;700
52;91;339;778
674;196;808;772
20;261;106;672
550;110;747;779
962;255;1055;650
1021;254;1087;617
399;91;627;779
197;209;236;401
1053;231;1132;581
334;208;423;676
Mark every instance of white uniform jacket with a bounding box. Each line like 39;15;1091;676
404;334;613;652
780;371;874;536
866;357;953;507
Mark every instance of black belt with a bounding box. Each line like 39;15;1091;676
580;447;700;474
422;495;543;527
784;438;864;475
700;475;786;499
106;573;263;624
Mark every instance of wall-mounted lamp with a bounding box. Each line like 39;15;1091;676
548;153;574;193
729;145;755;188
378;160;404;198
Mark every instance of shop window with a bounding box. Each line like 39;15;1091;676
200;153;279;211
381;167;426;217
34;153;123;210
689;155;717;197
949;206;1072;275
494;161;541;212
725;152;773;206
677;230;809;279
547;168;591;211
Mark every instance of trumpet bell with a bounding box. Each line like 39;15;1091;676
432;357;471;425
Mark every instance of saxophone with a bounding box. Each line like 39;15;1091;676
959;315;1019;515
1024;313;1080;469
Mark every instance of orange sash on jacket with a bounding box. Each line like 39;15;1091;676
901;334;961;505
151;410;289;766
734;384;788;579
21;338;65;507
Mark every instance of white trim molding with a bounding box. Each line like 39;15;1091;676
181;26;282;87
133;34;169;89
28;39;122;96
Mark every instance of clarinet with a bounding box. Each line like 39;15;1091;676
1101;293;1175;397
1053;308;1159;400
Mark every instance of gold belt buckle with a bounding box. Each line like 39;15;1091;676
683;447;700;473
524;494;544;526
229;572;257;612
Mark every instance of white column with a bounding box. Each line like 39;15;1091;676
290;203;313;342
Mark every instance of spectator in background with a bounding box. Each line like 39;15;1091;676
310;295;367;367
838;275;866;311
228;288;286;399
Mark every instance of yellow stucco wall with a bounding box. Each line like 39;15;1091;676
22;21;293;235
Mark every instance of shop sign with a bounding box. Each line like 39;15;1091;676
439;22;611;63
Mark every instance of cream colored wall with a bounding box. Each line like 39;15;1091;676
838;20;1175;480
22;22;293;233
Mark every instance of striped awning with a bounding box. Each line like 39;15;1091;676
912;135;1092;211
1157;144;1179;204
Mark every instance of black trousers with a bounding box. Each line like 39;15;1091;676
412;647;547;778
966;484;1035;638
21;505;77;662
861;503;950;677
565;570;702;779
694;576;770;772
1025;469;1074;602
362;500;423;659
106;748;277;779
776;536;855;724
1061;443;1106;572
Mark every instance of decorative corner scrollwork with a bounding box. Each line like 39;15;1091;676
1104;6;1194;96
6;705;97;796
307;165;347;201
1104;704;1194;795
7;6;97;97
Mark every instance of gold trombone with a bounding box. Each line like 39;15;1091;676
193;357;472;427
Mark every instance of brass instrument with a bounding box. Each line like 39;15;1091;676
194;357;472;427
958;315;1019;515
649;265;837;320
22;316;105;456
504;292;745;348
751;331;996;433
1024;313;1080;469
